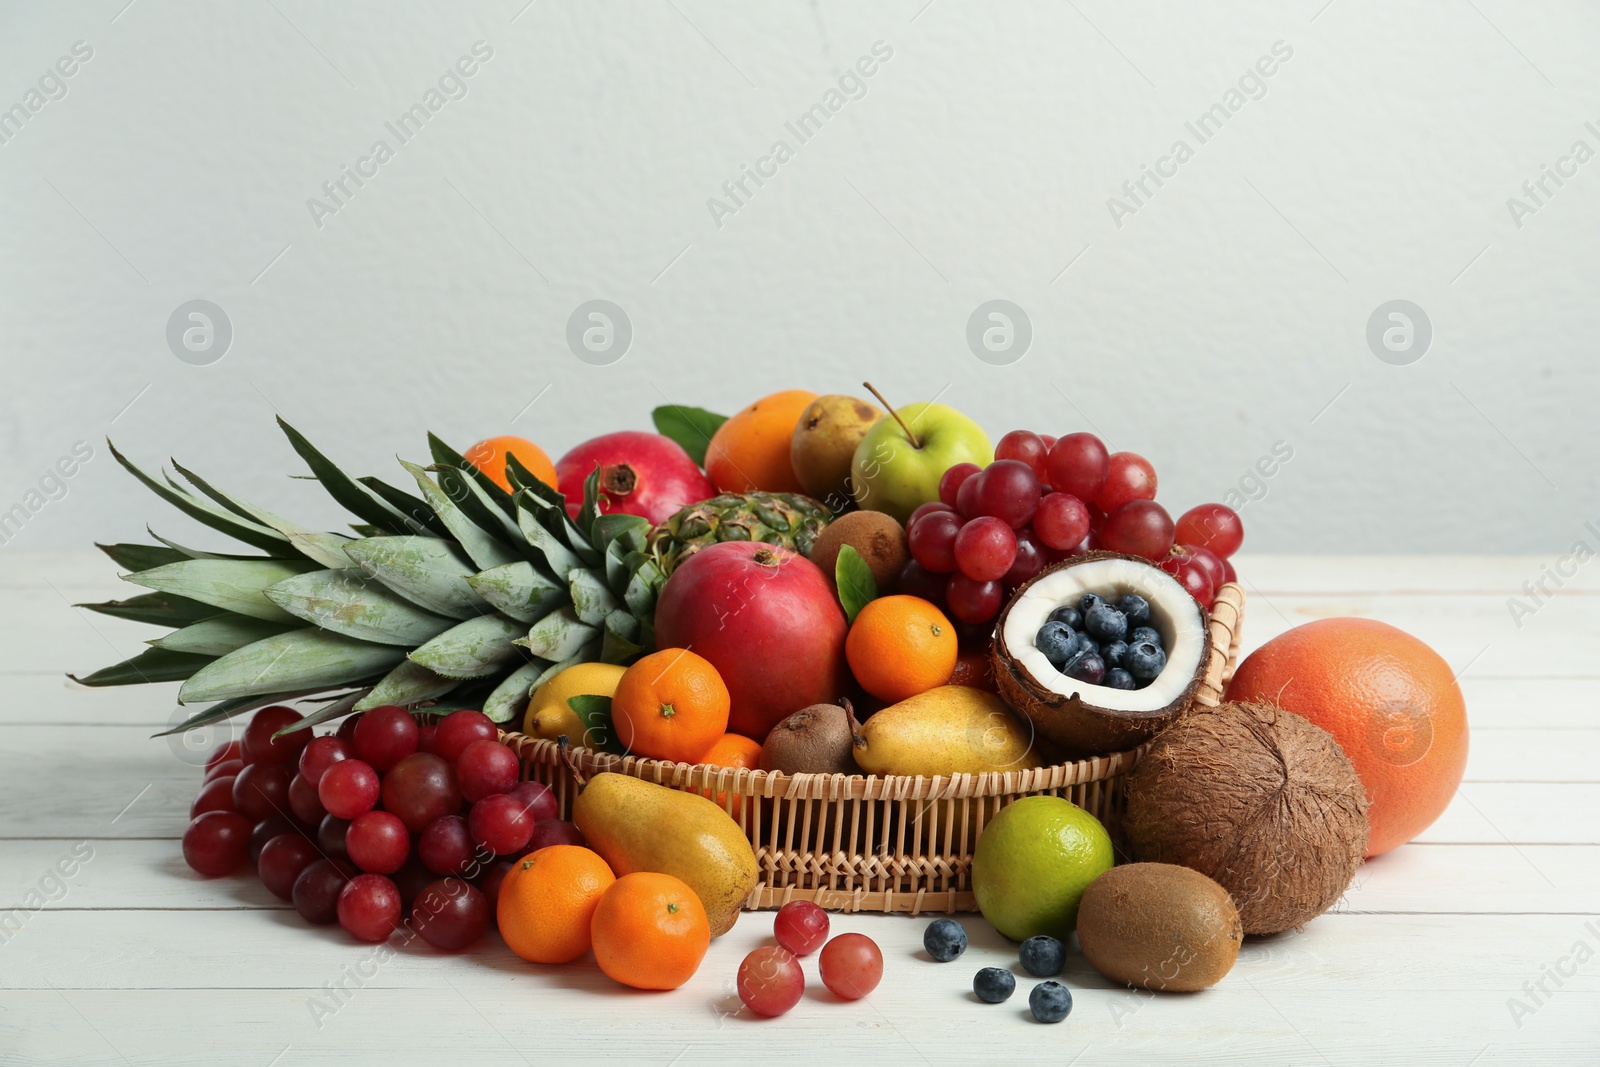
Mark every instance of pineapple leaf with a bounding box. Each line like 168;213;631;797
432;464;527;554
343;536;490;620
465;561;566;624
76;591;220;628
150;615;295;657
265;568;457;646
358;660;460;710
622;557;665;617
599;609;643;664
484;659;546;723
108;440;293;554
651;404;727;467
399;460;520;572
503;452;568;512
70;646;216;687
568;568;620;626
126;558;317;623
170;460;281;527
408;615;527;679
167;463;355;569
358;476;451;538
147;528;275;562
276;417;425;537
428;433;516;515
591;514;649;558
579;468;604;531
153;692;316;738
178;628;404;703
516;500;585;579
96;542;188;572
273;689;368;734
517;607;599;661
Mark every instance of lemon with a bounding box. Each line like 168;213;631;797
972;796;1114;941
524;662;627;742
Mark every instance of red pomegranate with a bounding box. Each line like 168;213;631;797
653;542;848;741
554;431;715;524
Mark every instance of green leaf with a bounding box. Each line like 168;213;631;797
358;476;451;538
107;440;292;554
398;460;520;572
178;629;404;703
517;607;598;660
835;544;877;624
343;536;489;620
274;689;368;735
516;499;586;579
599;608;644;664
651;405;727;467
150;615;294;656
76;591;219;627
568;568;620;626
125;558;317;623
153;692;319;738
484;659;546;724
96;542;189;572
357;660;460;710
407;615;527;680
432;464;527;554
502;451;569;513
70;647;215;687
466;561;566;625
276;417;423;536
565;694;623;753
428;432;516;516
265;567;456;646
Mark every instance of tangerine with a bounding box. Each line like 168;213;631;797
612;649;731;763
590;872;711;990
704;389;817;494
694;731;763;815
463;435;558;493
496;844;615;963
846;595;958;703
1225;617;1469;857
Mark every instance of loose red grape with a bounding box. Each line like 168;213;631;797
895;560;949;609
241;706;308;766
1099;500;1175;561
1160;550;1216;606
191;776;236;818
1033;492;1092;551
352;705;419;773
954;469;985;519
1175;503;1244;559
419;815;476;876
937;462;982;508
381;753;462;832
298;735;350;787
417;722;438;754
945;573;1004;624
433;710;497;763
773;900;830;956
335;713;361;746
205;739;243;772
412;879;491;951
953;517;1017;582
456;740;520;803
317;814;352;859
995;430;1049;481
907;501;955;531
346;811;410;874
1045;433;1110;503
249;816;305;866
1002;528;1045;587
908;510;962;574
818;932;884;1000
232;763;292;824
468;793;535;856
182;811;251;877
204;758;244;783
737;945;805;1017
318;759;381;820
974;459;1041;528
337;873;401;942
258;832;322;900
1039;434;1057;449
1182;544;1227;594
477;859;514;912
1095;452;1157;513
391;858;435;915
509;781;559;823
287;773;326;825
293;858;354;924
1220;555;1238;584
526;819;585;851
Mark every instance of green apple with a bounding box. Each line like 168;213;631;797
849;402;993;523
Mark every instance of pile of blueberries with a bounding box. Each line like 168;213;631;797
1034;592;1168;690
924;919;1074;1024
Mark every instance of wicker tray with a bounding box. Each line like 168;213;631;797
502;582;1245;916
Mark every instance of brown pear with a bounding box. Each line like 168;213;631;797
790;394;883;510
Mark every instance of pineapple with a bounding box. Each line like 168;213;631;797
72;419;667;736
647;492;832;574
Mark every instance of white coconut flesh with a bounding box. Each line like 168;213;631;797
1002;556;1206;713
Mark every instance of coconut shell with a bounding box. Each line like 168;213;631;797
1122;700;1370;936
991;552;1211;758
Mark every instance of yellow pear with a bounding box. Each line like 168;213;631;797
572;772;759;937
852;685;1045;776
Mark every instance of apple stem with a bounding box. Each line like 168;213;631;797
862;381;921;450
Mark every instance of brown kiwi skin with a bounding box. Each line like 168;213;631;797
1075;863;1242;992
758;700;861;776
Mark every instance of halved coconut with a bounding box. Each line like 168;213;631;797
992;551;1211;758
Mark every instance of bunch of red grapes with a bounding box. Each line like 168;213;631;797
898;430;1245;627
182;704;583;950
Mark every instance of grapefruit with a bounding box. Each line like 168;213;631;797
1225;617;1468;857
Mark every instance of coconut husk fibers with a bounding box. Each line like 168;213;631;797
1122;700;1369;936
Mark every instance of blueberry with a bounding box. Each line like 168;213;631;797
1102;640;1129;669
1126;641;1167;682
1084;603;1127;643
1130;625;1162;648
923;918;967;962
1035;622;1077;669
1020;935;1066;977
1116;594;1151;628
973;967;1016;1003
1029;980;1074;1023
1047;605;1082;630
1078;593;1104;615
1071;631;1099;658
1064;650;1106;685
1103;667;1137;690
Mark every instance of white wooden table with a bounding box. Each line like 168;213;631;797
2;552;1596;1065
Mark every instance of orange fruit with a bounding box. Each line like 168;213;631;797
497;845;615;963
694;731;762;813
612;648;731;763
1225;617;1469;857
590;872;711;990
704;389;817;494
462;435;558;493
845;595;958;703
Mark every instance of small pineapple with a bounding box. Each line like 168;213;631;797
647;492;832;574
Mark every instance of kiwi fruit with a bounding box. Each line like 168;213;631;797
808;510;908;594
1075;863;1242;992
758;700;861;775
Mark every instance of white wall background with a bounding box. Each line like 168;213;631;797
2;0;1596;555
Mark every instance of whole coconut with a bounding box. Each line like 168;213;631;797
1122;700;1369;936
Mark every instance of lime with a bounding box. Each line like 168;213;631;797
972;796;1113;941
